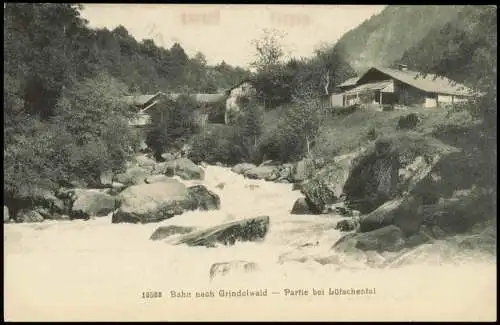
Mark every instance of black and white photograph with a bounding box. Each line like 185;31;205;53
3;4;497;321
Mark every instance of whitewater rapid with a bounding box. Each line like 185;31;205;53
4;165;497;321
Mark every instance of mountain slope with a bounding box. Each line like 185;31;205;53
399;5;497;90
334;5;467;73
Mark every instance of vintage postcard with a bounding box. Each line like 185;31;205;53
3;4;497;321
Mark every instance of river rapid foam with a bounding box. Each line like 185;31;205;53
4;165;496;321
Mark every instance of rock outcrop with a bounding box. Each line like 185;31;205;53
332;225;406;253
300;150;364;214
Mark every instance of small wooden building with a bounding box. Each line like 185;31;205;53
333;65;477;109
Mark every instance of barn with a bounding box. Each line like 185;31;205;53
332;65;477;109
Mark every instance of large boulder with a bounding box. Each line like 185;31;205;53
16;209;44;223
112;180;195;224
114;167;151;186
173;216;270;247
244;166;279;181
357;195;424;235
4;206;10;223
150;225;197;241
71;189;118;219
332;225;406;253
231;163;257;175
158;158;205;180
187;185;221;211
290;198;313;215
300;150;362;214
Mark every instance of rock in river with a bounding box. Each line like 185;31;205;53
187;185;221;211
173;216;270;247
112;180;194;224
231;163;257;175
71;189;118;219
290;198;313;215
159;158;205;180
150;225;197;241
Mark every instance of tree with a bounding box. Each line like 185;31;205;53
250;28;287;73
282;100;323;159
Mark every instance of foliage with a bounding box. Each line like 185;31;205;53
146;94;200;156
250;28;287;73
4;73;139;201
188;125;248;165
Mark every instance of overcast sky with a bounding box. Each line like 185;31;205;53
80;4;386;68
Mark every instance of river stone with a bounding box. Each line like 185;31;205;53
290;198;313;215
187;185;221;211
209;260;259;281
277;164;294;182
150;225;196;241
16;209;44;223
71;189;118;219
332;225;406;253
160;158;205;180
145;174;173;184
4;206;10;223
173;216;270;247
231;163;257;175
114;167;150;186
131;154;157;172
335;218;358;232
244;166;278;181
112;181;193;224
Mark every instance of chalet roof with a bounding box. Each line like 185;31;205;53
337;77;360;88
225;79;255;94
166;93;227;104
366;66;476;97
343;80;393;95
123;92;164;107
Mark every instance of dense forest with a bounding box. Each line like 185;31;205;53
3;3;248;203
399;5;497;100
3;3;356;206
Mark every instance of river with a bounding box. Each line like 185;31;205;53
4;165;497;321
